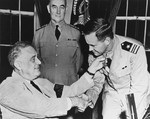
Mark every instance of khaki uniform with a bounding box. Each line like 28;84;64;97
33;21;82;85
87;35;150;119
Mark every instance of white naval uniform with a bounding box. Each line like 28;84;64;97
88;35;150;119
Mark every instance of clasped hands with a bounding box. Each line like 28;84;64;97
70;94;93;113
77;94;93;112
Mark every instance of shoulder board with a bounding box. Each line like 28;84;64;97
36;24;47;31
69;24;79;30
121;41;140;54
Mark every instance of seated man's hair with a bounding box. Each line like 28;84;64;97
8;41;34;68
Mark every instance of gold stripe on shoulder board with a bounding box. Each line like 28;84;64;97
121;41;140;54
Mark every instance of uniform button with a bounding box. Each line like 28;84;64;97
55;64;58;67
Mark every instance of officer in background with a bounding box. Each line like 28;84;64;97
82;18;150;119
33;0;82;86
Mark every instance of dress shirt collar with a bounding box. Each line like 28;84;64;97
49;20;66;31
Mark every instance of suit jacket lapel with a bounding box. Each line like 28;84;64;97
34;79;57;98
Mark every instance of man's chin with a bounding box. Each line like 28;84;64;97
37;72;41;76
35;71;41;77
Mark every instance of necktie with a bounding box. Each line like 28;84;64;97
54;84;64;98
107;58;112;68
55;25;60;40
30;81;42;93
103;58;117;91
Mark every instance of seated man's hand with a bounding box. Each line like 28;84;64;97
78;94;94;109
78;94;89;101
70;96;89;112
88;56;105;74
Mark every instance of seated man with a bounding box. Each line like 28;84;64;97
0;41;104;119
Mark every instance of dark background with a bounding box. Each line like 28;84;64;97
0;0;150;82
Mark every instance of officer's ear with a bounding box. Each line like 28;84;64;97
104;37;111;45
47;5;50;13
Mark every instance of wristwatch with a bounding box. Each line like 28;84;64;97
86;70;95;77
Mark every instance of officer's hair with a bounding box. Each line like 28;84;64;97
48;0;67;6
8;41;35;69
83;18;114;41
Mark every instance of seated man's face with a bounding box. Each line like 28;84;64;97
16;46;41;80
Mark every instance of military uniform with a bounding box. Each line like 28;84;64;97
33;21;82;86
87;35;150;119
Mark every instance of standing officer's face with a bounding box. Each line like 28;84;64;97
15;46;41;80
85;32;108;57
48;0;66;24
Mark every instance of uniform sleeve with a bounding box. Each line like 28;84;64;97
130;45;149;91
75;31;83;73
0;83;70;118
86;71;105;108
32;31;40;54
32;29;45;57
83;54;105;107
32;29;45;62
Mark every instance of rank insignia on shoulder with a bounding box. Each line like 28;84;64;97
69;24;79;30
36;24;47;31
121;41;140;54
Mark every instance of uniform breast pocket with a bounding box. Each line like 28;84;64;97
115;64;131;78
66;41;79;55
